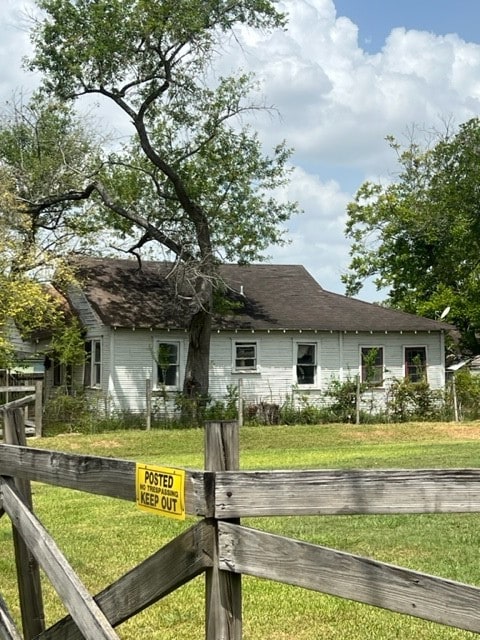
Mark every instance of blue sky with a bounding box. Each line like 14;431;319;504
1;1;480;302
335;0;480;52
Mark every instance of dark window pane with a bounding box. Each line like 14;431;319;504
297;344;316;384
157;343;179;386
361;347;383;385
235;343;256;369
405;347;427;382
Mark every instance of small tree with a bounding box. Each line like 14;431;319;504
0;94;98;368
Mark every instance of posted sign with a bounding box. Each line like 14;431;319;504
136;463;186;520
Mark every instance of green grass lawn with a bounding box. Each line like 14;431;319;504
1;421;480;639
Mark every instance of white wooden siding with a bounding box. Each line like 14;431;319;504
74;326;446;414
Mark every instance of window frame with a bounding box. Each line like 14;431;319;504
404;346;427;382
360;346;384;387
295;342;318;387
84;339;102;388
233;340;258;373
155;340;182;390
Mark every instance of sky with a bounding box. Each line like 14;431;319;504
1;1;480;302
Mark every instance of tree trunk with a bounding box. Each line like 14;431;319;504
184;306;212;399
182;298;213;425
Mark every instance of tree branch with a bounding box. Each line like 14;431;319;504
92;179;194;261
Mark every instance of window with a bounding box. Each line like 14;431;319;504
405;347;427;382
53;360;73;390
156;342;180;388
296;343;316;385
361;347;384;386
53;360;63;387
234;342;257;371
84;339;102;387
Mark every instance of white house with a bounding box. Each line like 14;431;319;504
50;257;449;414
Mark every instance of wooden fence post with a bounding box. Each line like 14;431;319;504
3;406;45;638
146;378;152;431
34;380;43;437
237;379;243;427
355;375;361;425
204;420;242;640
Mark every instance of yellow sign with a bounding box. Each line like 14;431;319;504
135;464;185;520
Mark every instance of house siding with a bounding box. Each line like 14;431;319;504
86;328;445;415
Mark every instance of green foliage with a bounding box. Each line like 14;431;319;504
451;368;480;420
49;318;85;366
278;390;330;425
43;392;92;435
0;93;102;258
204;384;239;421
386;378;444;422
324;377;363;423
28;0;298;398
0;92;105;369
0;278;64;369
31;1;286;99
343;119;480;353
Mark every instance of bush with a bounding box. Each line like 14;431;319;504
386;378;444;422
451;369;480;420
323;378;361;423
43;392;93;435
43;391;148;435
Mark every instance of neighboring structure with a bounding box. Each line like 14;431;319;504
48;257;449;414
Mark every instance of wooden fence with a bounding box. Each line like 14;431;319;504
0;383;43;438
1;419;480;638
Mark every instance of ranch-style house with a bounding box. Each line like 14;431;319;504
39;256;449;415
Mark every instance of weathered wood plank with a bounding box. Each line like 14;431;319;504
4;407;45;638
218;522;480;633
0;593;22;640
214;469;480;517
0;387;35;395
0;395;35;411
0;477;119;640
205;420;242;640
37;520;214;640
34;381;42;437
0;445;209;516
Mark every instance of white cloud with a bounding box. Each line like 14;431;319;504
233;2;480;174
267;167;351;289
0;2;37;97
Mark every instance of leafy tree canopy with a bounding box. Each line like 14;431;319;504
28;0;299;397
343;118;480;353
0;94;99;368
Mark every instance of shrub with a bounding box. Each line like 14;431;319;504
323;377;363;423
245;402;281;425
43;392;93;435
451;369;480;420
386;378;444;422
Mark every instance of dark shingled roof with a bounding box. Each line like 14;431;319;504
68;257;449;333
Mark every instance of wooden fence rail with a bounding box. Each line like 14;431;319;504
0;382;43;438
1;420;480;638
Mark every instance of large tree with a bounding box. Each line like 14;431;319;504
0;94;100;367
28;0;298;399
343;118;480;353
